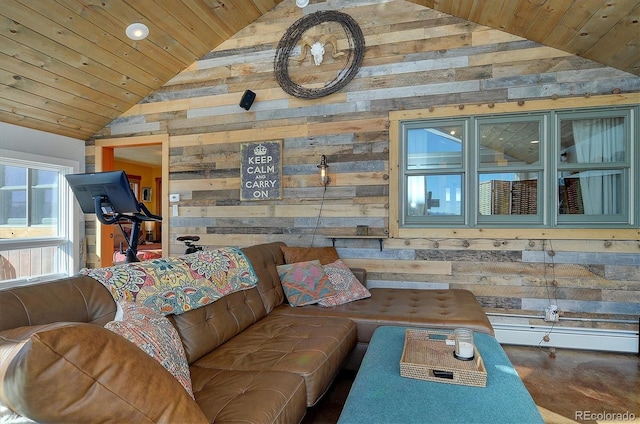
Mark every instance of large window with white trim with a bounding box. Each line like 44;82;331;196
399;105;637;228
0;152;76;285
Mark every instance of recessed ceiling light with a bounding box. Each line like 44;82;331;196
296;0;309;7
126;23;149;40
530;140;540;144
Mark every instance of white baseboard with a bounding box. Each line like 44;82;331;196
492;322;639;354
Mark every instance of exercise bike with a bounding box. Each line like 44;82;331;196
177;235;203;254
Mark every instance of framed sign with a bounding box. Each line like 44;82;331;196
142;187;152;202
241;141;282;201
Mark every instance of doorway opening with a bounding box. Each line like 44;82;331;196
95;135;169;267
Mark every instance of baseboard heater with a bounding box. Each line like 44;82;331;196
491;322;639;354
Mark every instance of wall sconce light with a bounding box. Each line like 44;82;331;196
126;23;149;40
296;0;310;7
317;155;330;186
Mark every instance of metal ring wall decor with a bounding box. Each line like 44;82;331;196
274;10;365;99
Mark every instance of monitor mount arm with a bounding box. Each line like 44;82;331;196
93;195;162;263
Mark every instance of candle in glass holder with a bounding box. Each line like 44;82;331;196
454;328;474;360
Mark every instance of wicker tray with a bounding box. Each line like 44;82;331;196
399;329;487;387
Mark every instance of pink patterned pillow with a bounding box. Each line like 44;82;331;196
105;302;194;399
319;259;371;307
277;260;336;306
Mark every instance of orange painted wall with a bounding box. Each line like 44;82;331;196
113;159;161;215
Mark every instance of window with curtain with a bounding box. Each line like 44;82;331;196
557;111;628;224
399;106;636;228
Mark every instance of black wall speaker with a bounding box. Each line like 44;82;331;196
239;90;256;110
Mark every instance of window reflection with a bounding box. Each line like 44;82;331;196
479;121;540;166
478;173;538;215
407;175;462;216
407;126;463;169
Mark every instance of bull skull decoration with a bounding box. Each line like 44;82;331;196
296;34;345;66
274;10;365;99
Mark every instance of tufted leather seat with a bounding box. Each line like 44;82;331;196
272;288;493;369
192;314;356;406
189;368;307;423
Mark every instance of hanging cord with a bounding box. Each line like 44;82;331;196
538;239;559;357
544;239;559;306
310;184;327;247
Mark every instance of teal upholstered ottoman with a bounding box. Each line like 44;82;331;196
338;326;544;424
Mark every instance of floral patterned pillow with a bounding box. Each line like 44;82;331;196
319;259;371;307
105;302;194;399
277;260;336;306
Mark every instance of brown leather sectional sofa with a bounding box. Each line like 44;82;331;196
0;242;493;423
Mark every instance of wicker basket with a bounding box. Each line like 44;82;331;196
399;329;487;387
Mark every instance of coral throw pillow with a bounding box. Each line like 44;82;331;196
319;259;371;307
277;260;336;306
105;302;194;399
280;246;340;265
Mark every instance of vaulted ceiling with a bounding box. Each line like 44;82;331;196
1;0;638;141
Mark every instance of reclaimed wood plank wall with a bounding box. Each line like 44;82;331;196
88;0;640;332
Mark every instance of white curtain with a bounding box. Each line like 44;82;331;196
572;118;623;215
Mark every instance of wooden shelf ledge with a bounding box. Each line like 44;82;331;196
324;235;386;251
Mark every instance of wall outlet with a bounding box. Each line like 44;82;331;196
544;305;559;322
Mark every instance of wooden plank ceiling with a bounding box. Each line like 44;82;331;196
0;0;283;141
416;0;640;76
1;0;638;141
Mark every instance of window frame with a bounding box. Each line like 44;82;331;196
401;119;467;226
473;113;547;227
0;149;79;287
554;108;633;227
389;96;639;240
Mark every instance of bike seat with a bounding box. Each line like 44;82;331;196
177;235;200;242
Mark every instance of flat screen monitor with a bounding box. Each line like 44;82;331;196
66;171;140;215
